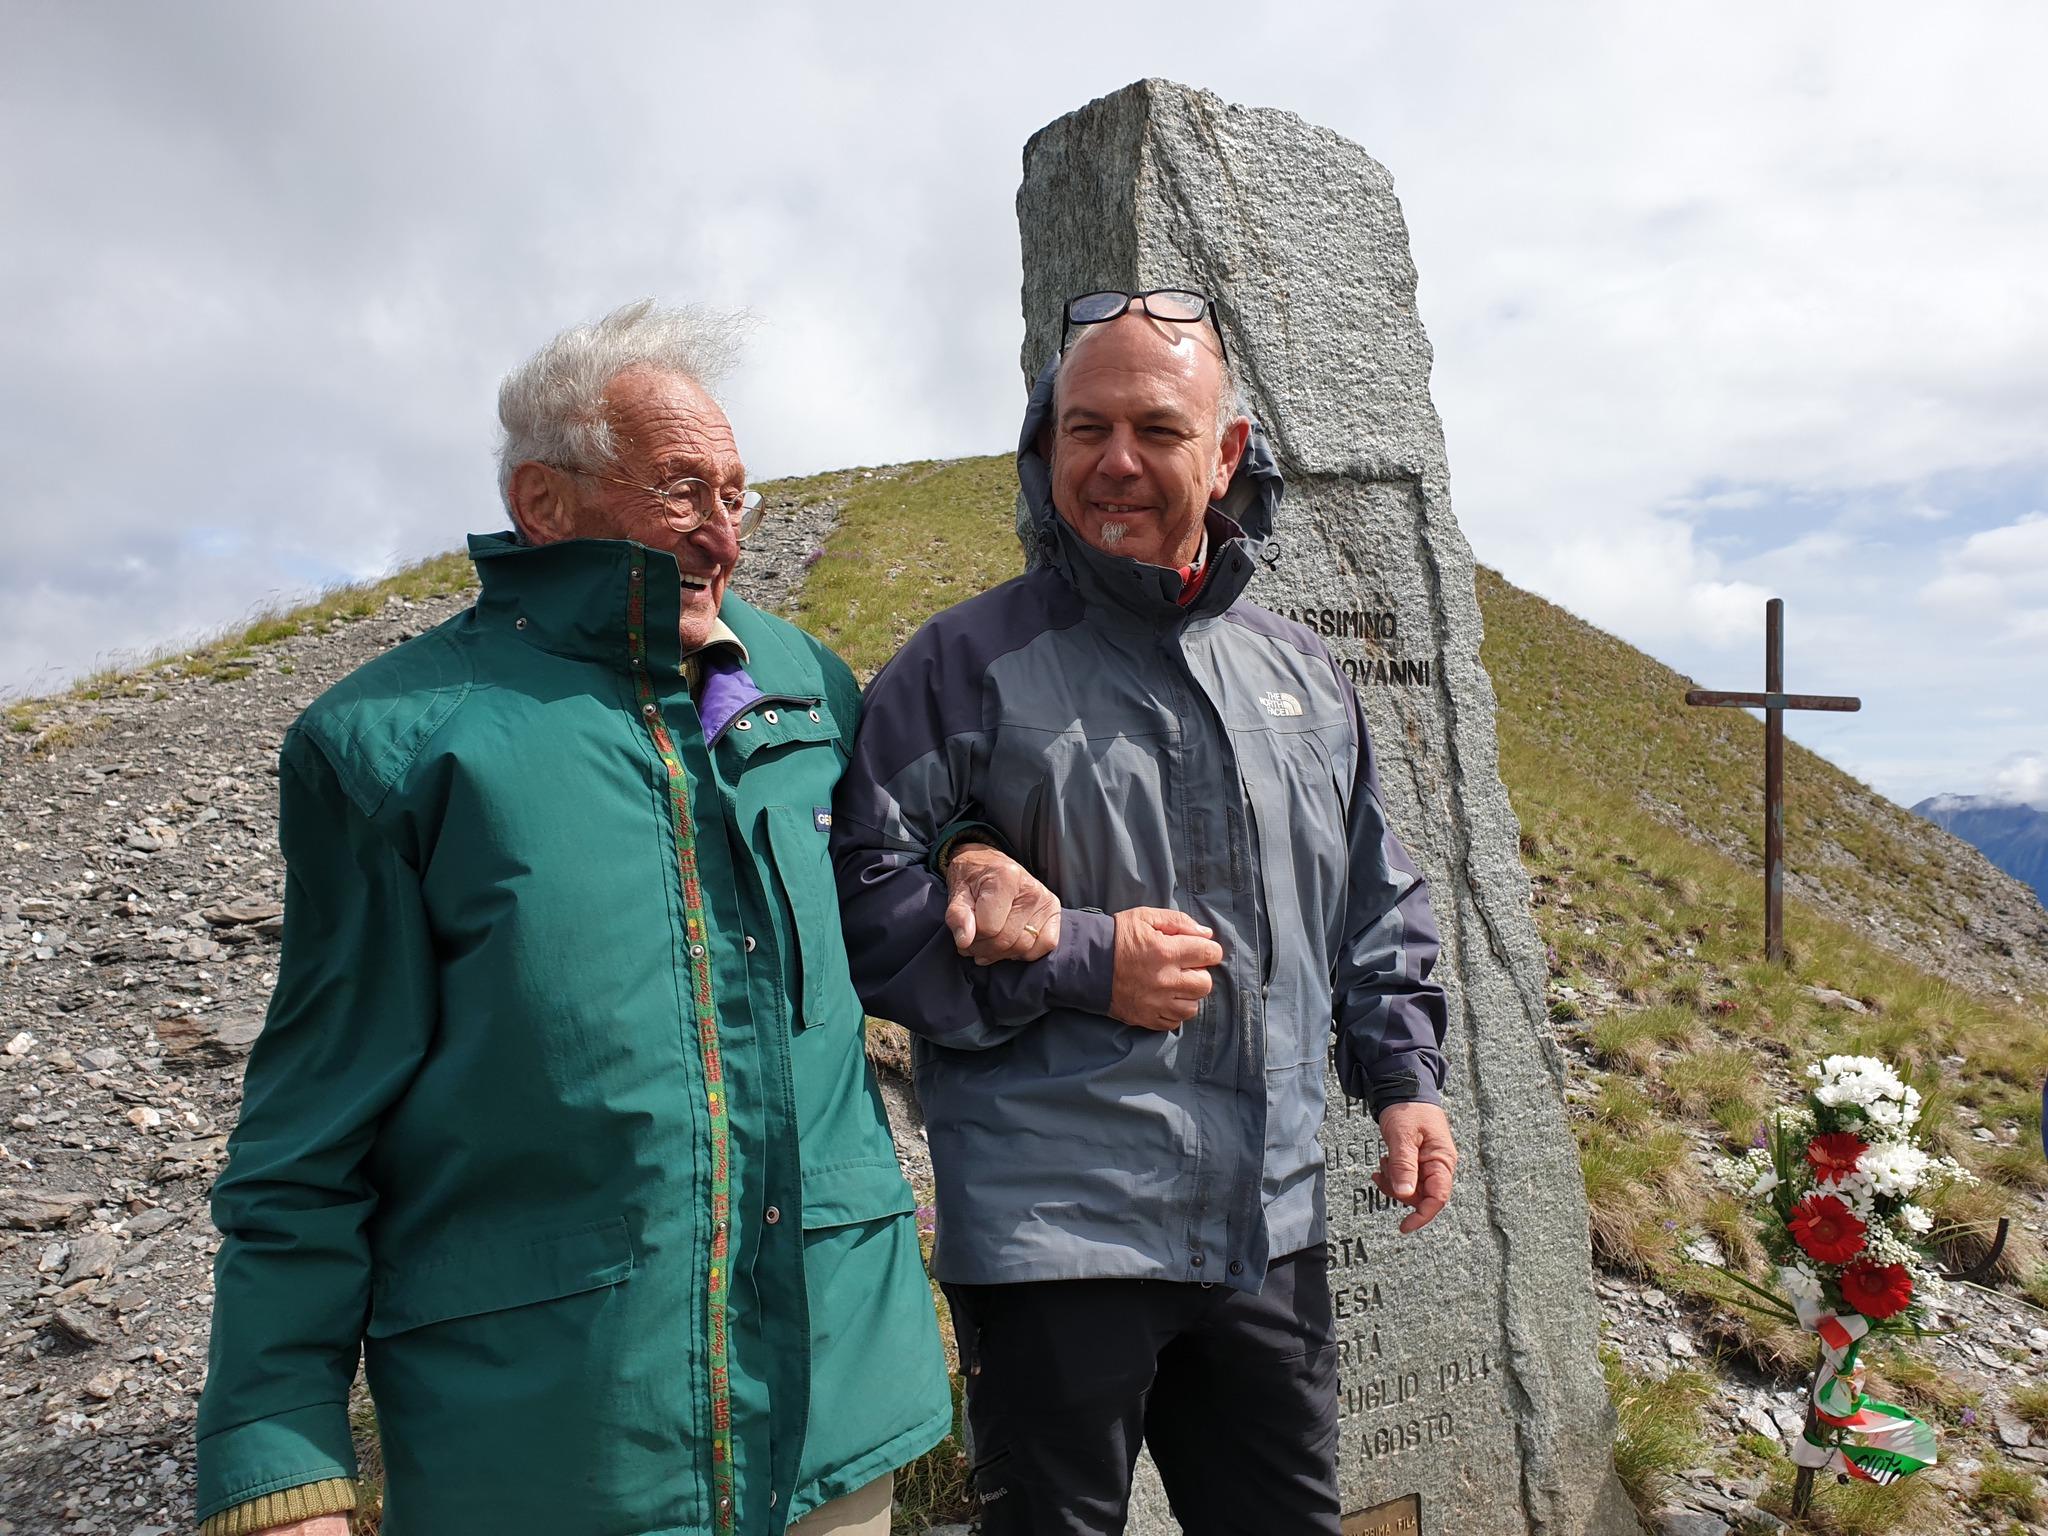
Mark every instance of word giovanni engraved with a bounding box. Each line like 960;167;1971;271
1272;605;1432;688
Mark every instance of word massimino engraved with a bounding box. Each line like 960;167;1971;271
1276;607;1400;640
1271;606;1433;687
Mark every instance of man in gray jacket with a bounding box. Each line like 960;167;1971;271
831;291;1455;1534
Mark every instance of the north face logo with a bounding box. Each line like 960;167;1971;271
1260;691;1304;717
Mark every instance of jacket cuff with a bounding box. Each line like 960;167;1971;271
1043;908;1115;1016
198;1478;357;1536
196;1401;358;1526
927;817;1007;876
1365;1049;1446;1117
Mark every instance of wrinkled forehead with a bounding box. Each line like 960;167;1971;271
603;366;746;479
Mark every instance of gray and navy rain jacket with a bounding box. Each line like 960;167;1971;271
829;361;1448;1293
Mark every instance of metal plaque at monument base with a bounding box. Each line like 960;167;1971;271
1345;1493;1423;1536
1018;81;1641;1535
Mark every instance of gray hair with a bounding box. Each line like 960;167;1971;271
496;299;748;504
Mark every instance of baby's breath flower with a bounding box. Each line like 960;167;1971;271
1715;1148;1778;1201
1865;1225;1918;1267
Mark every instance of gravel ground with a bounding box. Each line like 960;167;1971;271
0;484;869;1535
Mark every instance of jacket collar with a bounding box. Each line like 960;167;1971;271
1045;507;1255;629
471;530;714;677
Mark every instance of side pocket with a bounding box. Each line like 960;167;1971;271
801;1158;915;1230
366;1216;634;1337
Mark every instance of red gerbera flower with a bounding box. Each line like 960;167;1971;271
1805;1131;1868;1185
1839;1261;1913;1321
1788;1193;1867;1264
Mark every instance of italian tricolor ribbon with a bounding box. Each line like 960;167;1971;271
1790;1305;1937;1485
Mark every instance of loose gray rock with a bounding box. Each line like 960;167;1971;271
2;1189;94;1230
199;1015;264;1061
47;1304;113;1349
122;1208;180;1239
61;1232;120;1285
1801;986;1869;1014
199;899;281;928
1652;1513;1730;1536
1020;78;1631;1536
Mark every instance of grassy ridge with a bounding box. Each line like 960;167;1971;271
795;455;1027;678
3;551;477;746
1476;567;2041;993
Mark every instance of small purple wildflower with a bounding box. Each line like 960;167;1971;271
802;546;826;569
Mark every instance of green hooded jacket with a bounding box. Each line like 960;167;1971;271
196;533;951;1535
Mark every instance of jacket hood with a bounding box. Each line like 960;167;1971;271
1015;354;1285;545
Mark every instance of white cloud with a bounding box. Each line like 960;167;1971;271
1989;752;2048;809
2;0;2046;811
1919;512;2048;631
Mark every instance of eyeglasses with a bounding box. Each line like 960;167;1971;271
563;468;765;541
1061;289;1229;367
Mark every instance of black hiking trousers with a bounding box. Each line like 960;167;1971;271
942;1244;1342;1536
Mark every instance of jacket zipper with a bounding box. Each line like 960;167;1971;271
1238;773;1276;995
626;552;737;1536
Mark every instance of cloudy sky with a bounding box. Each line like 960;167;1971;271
3;1;2043;809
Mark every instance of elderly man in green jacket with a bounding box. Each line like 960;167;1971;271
195;302;952;1536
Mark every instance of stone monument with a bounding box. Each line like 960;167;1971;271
1017;81;1641;1536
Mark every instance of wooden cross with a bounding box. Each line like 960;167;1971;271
1684;599;1860;963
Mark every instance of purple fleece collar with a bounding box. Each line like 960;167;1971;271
696;653;761;742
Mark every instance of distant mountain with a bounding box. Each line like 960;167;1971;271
1915;794;2048;903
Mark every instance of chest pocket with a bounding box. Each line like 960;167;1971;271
722;697;863;1032
765;803;865;1030
1231;711;1354;1068
729;699;898;1179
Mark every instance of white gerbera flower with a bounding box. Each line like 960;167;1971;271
1811;1054;1908;1113
1862;1142;1932;1198
1833;1168;1878;1218
1899;1203;1933;1234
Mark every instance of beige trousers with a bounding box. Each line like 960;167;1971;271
784;1471;893;1535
